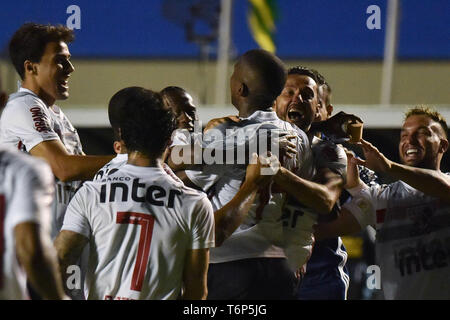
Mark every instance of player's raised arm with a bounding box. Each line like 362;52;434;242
30;140;114;182
353;138;450;203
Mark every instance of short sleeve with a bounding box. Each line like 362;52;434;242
61;186;91;238
185;165;222;191
170;129;191;147
190;196;215;249
8;159;54;232
342;188;377;228
0;97;59;151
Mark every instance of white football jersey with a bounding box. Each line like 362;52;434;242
281;136;347;271
186;110;314;263
93;153;128;181
62;164;215;300
0;87;83;238
0;147;54;299
343;176;450;299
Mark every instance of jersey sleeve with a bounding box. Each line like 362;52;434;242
8;158;54;232
61;185;91;238
342;186;378;228
185;165;222;191
1;98;60;151
313;140;348;183
189;196;215;249
170;129;191;147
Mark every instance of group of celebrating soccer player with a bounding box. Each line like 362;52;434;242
0;23;448;300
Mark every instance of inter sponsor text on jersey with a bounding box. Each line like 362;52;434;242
344;176;450;299
62;164;215;300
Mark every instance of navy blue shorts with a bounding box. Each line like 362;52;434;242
297;268;349;300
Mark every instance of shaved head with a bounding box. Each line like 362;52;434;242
232;49;286;109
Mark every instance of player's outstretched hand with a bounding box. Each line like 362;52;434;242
276;133;297;159
244;153;280;187
342;147;361;189
322;111;363;141
352;139;392;173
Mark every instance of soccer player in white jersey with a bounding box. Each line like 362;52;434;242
0;23;114;239
315;106;450;299
0;147;66;299
175;49;315;300
53;87;214;300
271;66;350;281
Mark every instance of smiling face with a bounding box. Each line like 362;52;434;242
399;114;447;170
274;73;319;132
32;41;74;105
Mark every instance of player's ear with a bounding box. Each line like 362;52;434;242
327;104;334;117
238;83;249;97
24;60;37;76
314;105;321;122
113;141;122;154
439;137;448;154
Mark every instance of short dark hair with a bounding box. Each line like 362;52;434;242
160;86;187;98
112;87;176;157
240;49;287;107
9;23;74;79
287;66;320;84
405;105;448;139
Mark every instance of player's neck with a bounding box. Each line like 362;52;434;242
21;80;56;106
238;104;272;118
127;151;160;167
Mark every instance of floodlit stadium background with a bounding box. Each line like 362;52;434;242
0;0;449;299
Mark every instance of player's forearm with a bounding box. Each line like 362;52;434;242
314;208;362;241
22;249;67;300
214;181;258;246
15;223;66;299
53;154;114;182
54;231;87;297
274;167;339;214
388;162;450;203
182;279;208;300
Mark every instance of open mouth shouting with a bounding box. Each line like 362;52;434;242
287;106;304;123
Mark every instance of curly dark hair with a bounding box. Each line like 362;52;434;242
111;87;176;157
9;23;74;80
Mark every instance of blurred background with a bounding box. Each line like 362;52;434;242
0;0;448;299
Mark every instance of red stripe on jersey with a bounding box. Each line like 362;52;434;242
376;209;386;224
17;141;23;151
